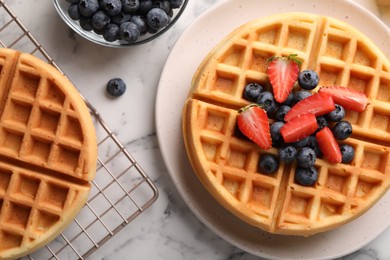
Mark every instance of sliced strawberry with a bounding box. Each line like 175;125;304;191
280;113;318;143
267;54;301;103
284;92;335;121
237;104;272;150
316;127;342;163
318;86;368;112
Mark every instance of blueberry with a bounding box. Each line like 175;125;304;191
270;121;285;148
169;0;183;8
138;0;153;14
298;70;319;90
111;12;131;25
275;105;291;122
293;90;312;104
279;145;297;163
282;92;294;107
119;21;140;43
293;135;311;149
295;166;318;186
121;0;140;13
79;16;93;31
326;104;345;122
256;91;277;116
153;1;171;14
296;147;316;168
106;78;126;97
146;8;169;30
333;121;352;140
259;154;279;174
78;0;99;17
316;116;328;131
100;0;122;16
243;83;263;102
92;10;111;30
130;15;147;35
305;135;322;157
103;23;119;42
68;3;81;20
66;0;81;3
340;144;355;163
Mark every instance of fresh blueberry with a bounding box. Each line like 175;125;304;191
293;90;312;104
259;154;279;174
243;83;263;102
111;12;131;25
130;15;147;35
79;16;93;31
305;135;322;157
68;3;81;20
295;166;318;186
298;70;319;90
100;0;122;16
92;10;111;30
102;23;119;41
275;105;291;122
326;104;345;122
316;116;328;131
138;0;153;14
293;135;311;149
279;145;297;163
333;121;352;140
169;0;183;8
119;21;140;42
121;0;140;13
146;8;169;30
270;121;285;148
340;144;355;163
282;92;294;107
66;0;81;3
78;0;99;17
296;147;316;168
256;91;277;116
153;1;171;14
106;78;126;97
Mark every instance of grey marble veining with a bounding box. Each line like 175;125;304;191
3;0;390;259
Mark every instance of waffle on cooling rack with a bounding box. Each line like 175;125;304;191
182;12;390;236
0;48;97;258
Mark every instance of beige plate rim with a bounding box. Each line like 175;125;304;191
155;0;390;259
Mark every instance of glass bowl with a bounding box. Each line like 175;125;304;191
53;0;188;47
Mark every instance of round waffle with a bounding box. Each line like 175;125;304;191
0;48;97;258
182;12;390;236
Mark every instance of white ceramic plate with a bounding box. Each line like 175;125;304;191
155;0;390;259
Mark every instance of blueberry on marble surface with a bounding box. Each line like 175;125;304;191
106;78;127;97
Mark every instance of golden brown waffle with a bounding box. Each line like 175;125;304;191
182;12;390;236
0;48;97;258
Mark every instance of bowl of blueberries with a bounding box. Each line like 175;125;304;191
53;0;188;47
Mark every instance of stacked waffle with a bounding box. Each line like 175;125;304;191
182;13;390;236
0;48;97;258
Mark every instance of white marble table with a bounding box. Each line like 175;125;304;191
4;0;390;259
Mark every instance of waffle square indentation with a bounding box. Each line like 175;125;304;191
212;69;239;95
220;44;246;67
3;99;33;128
318;198;344;219
370;108;390;133
287;191;314;219
377;78;390;102
318;64;344;85
31;107;60;136
354;41;377;67
348;70;373;94
324;34;351;61
222;173;244;200
15;174;40;201
204;109;230;134
285;26;311;52
4;202;31;229
361;148;388;172
24;136;52;164
324;169;351;196
0;231;23;250
200;138;222;162
227;145;252;170
249;49;275;73
0;168;12;194
12;70;40;101
355;176;382;199
63;115;83;143
250;182;273;209
54;145;80;172
41;182;69;211
32;210;60;234
41;79;65;107
255;24;282;45
0;128;24;155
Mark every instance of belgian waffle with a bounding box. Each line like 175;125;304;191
182;12;390;236
0;48;97;258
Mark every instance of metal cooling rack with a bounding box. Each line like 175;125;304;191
0;1;159;259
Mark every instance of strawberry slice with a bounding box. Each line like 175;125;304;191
237;104;272;150
316;126;342;163
267;54;301;103
318;86;368;112
280;113;318;143
284;92;335;121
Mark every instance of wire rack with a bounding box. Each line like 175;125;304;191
0;1;159;259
